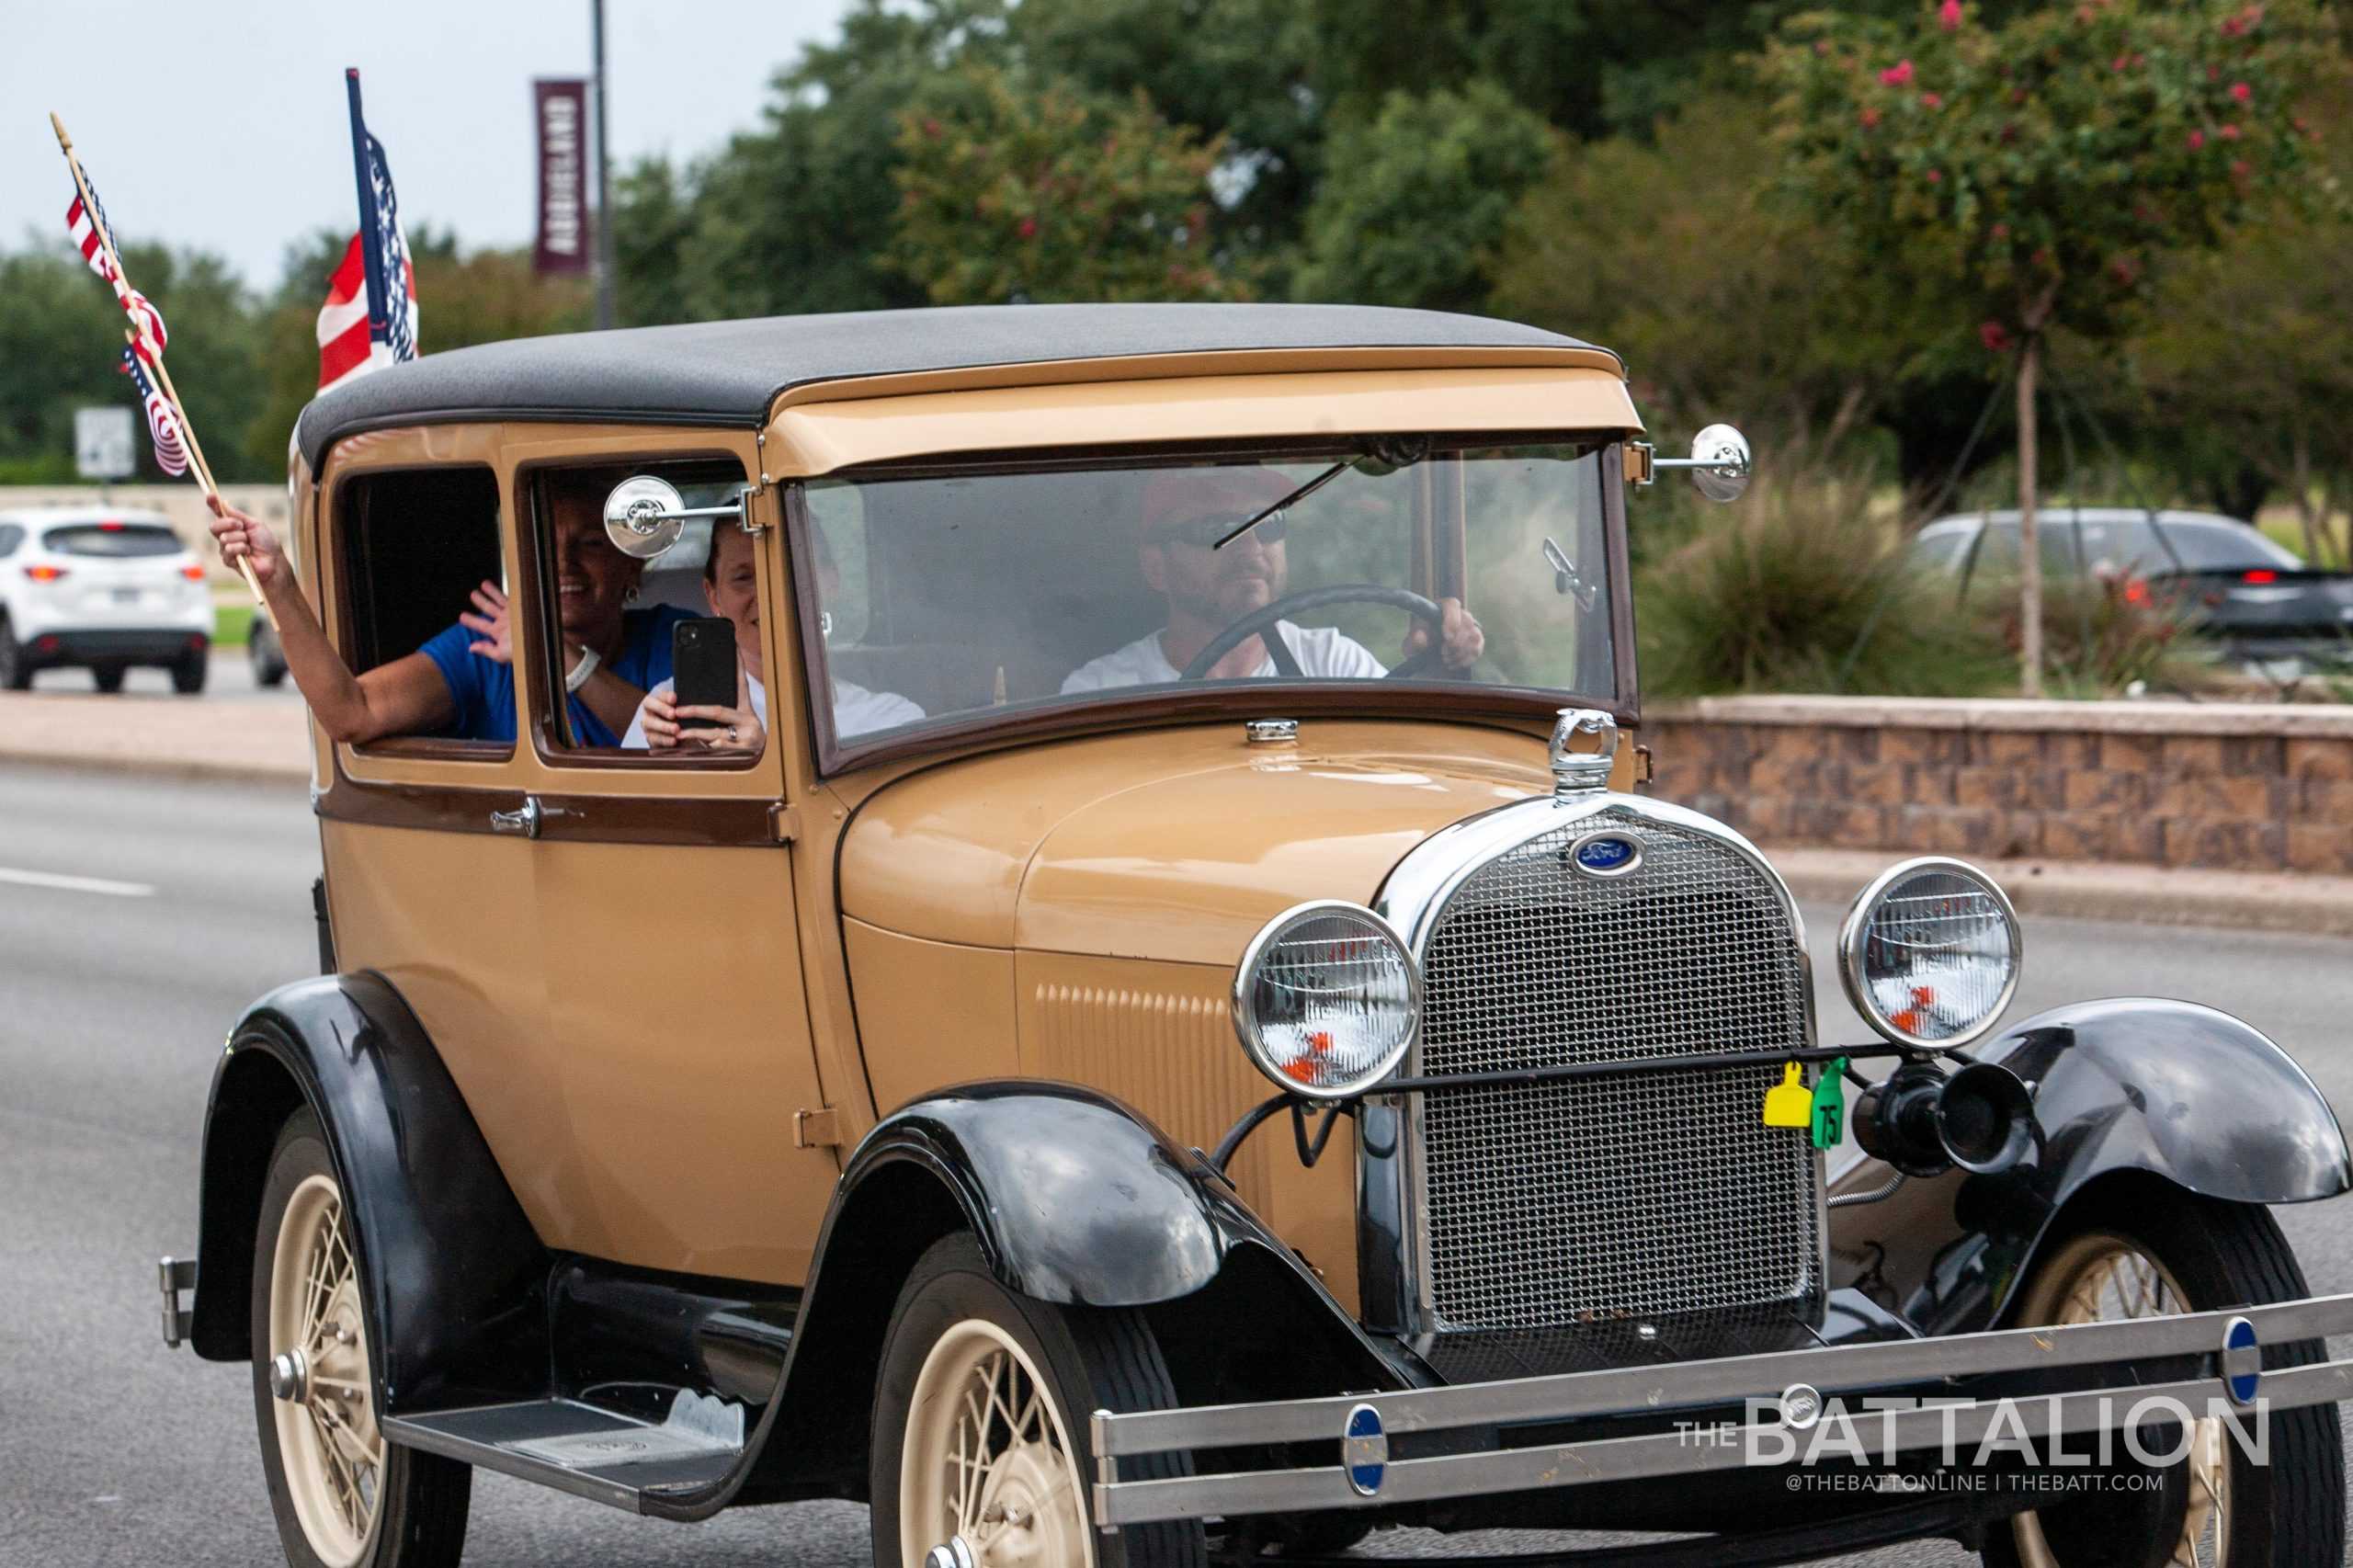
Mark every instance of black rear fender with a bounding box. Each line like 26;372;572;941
188;973;550;1415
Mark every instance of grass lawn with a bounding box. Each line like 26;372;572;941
214;600;253;648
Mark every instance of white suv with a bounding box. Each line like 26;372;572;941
0;508;212;693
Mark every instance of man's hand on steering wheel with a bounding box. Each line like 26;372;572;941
1177;585;1482;681
1403;597;1483;674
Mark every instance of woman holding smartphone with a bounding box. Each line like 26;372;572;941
623;521;921;751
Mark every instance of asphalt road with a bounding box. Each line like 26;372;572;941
1;762;2348;1567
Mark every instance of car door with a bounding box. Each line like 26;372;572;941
309;432;572;1243
504;434;842;1288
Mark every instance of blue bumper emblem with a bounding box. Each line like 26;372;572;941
2222;1316;2261;1405
1343;1403;1387;1496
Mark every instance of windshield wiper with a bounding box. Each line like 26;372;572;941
1212;459;1356;551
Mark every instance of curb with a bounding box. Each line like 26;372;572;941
0;745;310;786
0;692;310;785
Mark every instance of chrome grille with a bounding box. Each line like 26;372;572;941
1413;807;1819;1331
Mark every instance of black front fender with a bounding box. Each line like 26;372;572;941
846;1081;1242;1305
1836;997;2350;1334
189;973;549;1415
706;1082;1383;1517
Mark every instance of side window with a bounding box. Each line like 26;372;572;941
334;467;507;754
0;524;21;558
528;461;765;758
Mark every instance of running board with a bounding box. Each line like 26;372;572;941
384;1392;745;1514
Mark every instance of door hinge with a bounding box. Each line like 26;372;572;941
769;802;801;844
794;1108;841;1148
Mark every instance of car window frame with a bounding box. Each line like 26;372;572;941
512;453;772;775
324;460;517;768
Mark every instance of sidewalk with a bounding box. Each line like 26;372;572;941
0;690;310;783
2;691;2349;936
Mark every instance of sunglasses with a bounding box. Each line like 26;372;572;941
1152;508;1288;550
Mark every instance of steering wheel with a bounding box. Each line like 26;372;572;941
1177;584;1446;682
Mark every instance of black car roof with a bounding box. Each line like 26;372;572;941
295;303;1605;470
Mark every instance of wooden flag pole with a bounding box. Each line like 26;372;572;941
51;111;272;625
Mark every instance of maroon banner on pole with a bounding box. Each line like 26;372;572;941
534;79;590;275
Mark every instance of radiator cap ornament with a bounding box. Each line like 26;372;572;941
1552;708;1617;798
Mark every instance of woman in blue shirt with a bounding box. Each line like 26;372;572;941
209;477;685;746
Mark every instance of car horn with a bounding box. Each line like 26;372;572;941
1852;1061;2037;1179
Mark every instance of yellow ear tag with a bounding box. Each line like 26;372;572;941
1762;1062;1813;1129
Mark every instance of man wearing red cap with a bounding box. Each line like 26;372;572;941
1063;465;1483;692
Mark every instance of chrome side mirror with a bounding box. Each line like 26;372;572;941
600;475;756;560
1643;424;1753;503
603;475;688;560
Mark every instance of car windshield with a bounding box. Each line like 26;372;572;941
800;439;1617;757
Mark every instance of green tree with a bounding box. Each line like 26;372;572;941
1766;0;2337;693
0;241;265;483
1292;81;1551;311
611;0;1004;324
1016;0;1318;266
888;63;1250;302
1492;91;1928;464
2132;74;2353;563
240;229;591;478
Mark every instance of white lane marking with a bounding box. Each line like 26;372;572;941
0;866;155;898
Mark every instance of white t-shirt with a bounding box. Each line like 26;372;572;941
620;669;925;748
1062;621;1388;694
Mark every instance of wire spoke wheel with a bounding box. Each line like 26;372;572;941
2010;1233;2226;1568
268;1173;384;1565
902;1319;1094;1568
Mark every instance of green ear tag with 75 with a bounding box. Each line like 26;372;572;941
1810;1059;1849;1150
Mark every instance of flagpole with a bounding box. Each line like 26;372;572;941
49;111;269;619
346;70;391;345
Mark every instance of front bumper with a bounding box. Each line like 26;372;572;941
16;627;209;667
1091;1291;2353;1528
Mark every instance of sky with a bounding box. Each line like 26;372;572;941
5;0;855;291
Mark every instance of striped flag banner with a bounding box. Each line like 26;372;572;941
319;73;420;394
63;182;168;361
119;347;189;476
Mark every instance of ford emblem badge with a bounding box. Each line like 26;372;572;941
2222;1316;2261;1405
1570;831;1642;879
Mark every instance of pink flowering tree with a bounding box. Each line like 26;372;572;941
1765;0;2334;694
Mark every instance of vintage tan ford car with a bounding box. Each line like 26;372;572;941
161;305;2353;1568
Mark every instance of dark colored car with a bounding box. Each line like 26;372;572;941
1917;507;2353;667
246;613;287;687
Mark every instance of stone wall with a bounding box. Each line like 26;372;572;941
1641;696;2353;876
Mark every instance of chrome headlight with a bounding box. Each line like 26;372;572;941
1839;858;2022;1052
1233;901;1420;1099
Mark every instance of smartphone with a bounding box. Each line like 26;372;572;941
671;617;736;730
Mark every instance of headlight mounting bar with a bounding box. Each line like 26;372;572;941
1207;1040;1915;1175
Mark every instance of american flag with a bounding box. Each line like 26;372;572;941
119;346;188;476
317;126;418;392
64;182;169;361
